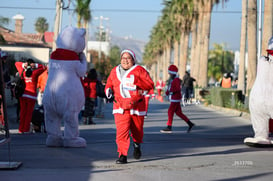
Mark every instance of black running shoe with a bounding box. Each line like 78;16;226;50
116;155;127;164
133;142;142;159
187;121;195;133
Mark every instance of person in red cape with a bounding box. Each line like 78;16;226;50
105;49;154;164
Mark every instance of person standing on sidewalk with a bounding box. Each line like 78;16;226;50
105;49;154;164
37;64;48;107
82;68;97;125
15;59;45;133
160;65;195;134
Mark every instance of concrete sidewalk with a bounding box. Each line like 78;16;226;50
1;100;273;181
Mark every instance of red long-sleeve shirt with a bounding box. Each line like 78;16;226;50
15;62;45;99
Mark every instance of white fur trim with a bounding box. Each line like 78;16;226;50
168;70;178;75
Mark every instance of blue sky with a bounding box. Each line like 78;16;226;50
0;0;262;51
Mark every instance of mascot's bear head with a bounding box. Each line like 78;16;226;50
56;26;86;53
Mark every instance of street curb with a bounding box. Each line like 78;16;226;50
204;104;250;121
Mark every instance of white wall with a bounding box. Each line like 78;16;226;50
87;41;110;56
0;46;50;63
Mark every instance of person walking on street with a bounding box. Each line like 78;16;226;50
95;74;106;118
160;65;195;134
182;71;196;105
105;49;154;164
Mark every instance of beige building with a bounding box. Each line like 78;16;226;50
0;14;51;63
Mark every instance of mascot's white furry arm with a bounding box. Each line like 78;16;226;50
43;26;87;147
244;36;273;147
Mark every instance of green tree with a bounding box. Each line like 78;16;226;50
208;43;234;82
109;45;121;67
35;17;49;34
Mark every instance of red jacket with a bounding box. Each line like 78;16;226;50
105;64;154;116
156;79;164;90
166;77;182;102
83;77;97;99
15;62;45;100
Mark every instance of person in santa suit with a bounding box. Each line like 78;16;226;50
160;64;195;134
15;59;46;133
156;77;164;102
105;49;154;164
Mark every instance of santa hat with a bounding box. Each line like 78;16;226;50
168;65;178;75
120;49;136;61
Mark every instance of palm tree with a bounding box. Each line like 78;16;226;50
75;0;92;28
246;0;257;92
0;16;9;43
238;0;247;94
195;0;228;88
0;16;9;26
35;17;49;34
261;0;273;56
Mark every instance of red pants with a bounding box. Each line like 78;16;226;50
167;102;189;126
114;110;144;156
19;97;36;132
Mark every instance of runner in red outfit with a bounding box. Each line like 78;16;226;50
160;65;195;134
105;49;154;164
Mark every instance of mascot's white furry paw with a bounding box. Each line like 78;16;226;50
244;137;273;147
63;137;87;148
46;135;64;147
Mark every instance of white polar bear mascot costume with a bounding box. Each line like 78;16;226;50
244;36;273;147
43;26;87;147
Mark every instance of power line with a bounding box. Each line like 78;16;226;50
0;6;244;14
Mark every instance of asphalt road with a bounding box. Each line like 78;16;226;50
1;99;273;181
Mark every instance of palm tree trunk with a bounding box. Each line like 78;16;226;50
193;5;204;87
262;0;273;55
179;31;185;76
173;40;179;67
165;44;171;80
190;16;198;80
238;0;247;94
181;32;190;76
198;0;212;88
247;0;257;92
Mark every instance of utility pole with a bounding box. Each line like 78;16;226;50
257;0;262;59
52;0;70;51
52;0;62;51
94;16;109;64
